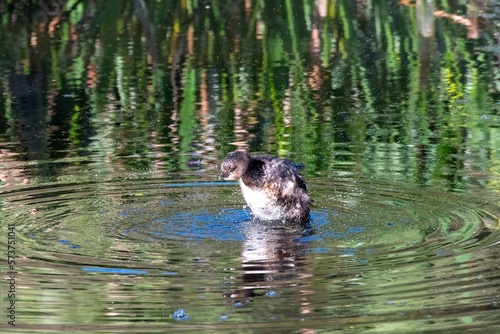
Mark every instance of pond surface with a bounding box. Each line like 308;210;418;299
1;176;499;332
1;0;500;333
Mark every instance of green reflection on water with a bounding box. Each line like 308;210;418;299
0;0;497;190
1;178;498;332
0;1;500;331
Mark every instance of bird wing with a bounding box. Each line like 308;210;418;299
262;158;308;199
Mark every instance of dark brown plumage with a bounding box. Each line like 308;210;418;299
220;151;312;224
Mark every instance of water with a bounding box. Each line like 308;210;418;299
1;175;499;332
1;0;500;332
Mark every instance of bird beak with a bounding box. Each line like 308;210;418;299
219;171;228;180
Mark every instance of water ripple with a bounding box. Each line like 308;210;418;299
1;177;499;332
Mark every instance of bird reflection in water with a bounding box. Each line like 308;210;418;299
224;219;312;300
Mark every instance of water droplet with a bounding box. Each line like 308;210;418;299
233;301;243;307
219;315;228;321
172;308;190;321
266;290;278;297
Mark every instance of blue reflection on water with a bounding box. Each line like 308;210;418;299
81;267;149;275
149;208;251;242
348;226;365;233
58;239;80;249
160;181;238;188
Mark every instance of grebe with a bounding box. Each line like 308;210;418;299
220;151;312;224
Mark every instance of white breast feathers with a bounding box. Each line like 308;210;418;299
238;179;284;220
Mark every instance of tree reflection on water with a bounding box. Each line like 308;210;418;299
0;0;498;192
